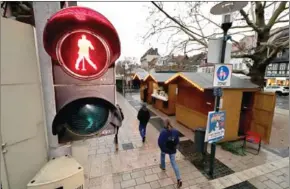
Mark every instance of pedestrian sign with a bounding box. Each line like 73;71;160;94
213;64;233;87
204;111;226;143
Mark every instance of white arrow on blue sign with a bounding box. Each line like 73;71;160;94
213;64;233;87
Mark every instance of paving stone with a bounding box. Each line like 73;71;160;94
257;175;269;182
150;181;161;189
145;174;159;182
158;172;168;179
248;179;268;189
131;171;146;179
270;175;285;184
136;177;146;185
181;174;192;182
114;175;123;183
190;171;204;179
114;182;121;189
195;177;207;184
123;173;132;181
158;178;174;187
226;174;242;185
145;169;153;175
263;179;283;189
189;185;202;189
188;179;196;186
89;176;102;187
279;181;289;189
208;180;224;189
135;183;151;189
234;172;249;182
152;166;163;173
273;170;284;177
121;179;136;188
217;177;233;188
164;185;175;189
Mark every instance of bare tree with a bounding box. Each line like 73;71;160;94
116;57;139;75
143;2;289;86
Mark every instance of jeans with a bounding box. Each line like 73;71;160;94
160;152;181;180
139;123;147;138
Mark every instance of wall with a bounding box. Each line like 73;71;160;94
1;17;48;189
175;79;214;129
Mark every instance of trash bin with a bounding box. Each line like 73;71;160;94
194;127;207;153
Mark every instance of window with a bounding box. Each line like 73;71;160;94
278;70;285;75
277;51;283;57
239;63;243;70
280;63;287;71
234;64;238;70
272;64;278;70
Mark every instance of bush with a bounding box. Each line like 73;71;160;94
220;141;247;156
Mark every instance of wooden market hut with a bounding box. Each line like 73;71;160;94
132;72;148;89
165;72;276;143
143;73;177;115
132;72;149;101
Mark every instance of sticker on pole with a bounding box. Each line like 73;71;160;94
213;64;233;87
204;111;226;143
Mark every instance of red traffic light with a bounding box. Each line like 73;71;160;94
43;6;121;80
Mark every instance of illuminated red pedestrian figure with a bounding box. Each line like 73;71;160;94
75;35;97;71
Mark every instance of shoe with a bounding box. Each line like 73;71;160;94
177;179;182;188
159;164;165;171
142;137;146;143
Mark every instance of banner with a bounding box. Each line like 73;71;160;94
205;111;226;143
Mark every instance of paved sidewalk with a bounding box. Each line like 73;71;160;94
86;93;289;189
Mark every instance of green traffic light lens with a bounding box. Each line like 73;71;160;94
66;103;109;135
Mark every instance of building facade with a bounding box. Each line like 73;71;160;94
265;48;289;86
140;48;160;71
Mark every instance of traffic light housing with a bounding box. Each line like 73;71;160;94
43;6;121;143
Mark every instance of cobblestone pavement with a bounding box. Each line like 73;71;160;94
86;93;289;189
276;96;289;110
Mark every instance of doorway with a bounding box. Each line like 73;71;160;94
238;92;255;136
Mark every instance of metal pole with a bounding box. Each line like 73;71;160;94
123;65;125;96
209;28;228;178
33;2;71;159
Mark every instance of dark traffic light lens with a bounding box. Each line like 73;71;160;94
66;103;109;135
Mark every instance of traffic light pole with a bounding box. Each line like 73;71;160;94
33;2;71;158
209;22;231;178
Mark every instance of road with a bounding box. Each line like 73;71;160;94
276;95;289;110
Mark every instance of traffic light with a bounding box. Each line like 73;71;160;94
43;6;121;143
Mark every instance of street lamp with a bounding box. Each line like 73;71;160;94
209;1;248;178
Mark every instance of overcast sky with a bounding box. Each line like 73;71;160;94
77;2;287;62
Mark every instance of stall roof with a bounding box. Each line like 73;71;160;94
146;72;178;83
133;72;149;80
165;72;259;91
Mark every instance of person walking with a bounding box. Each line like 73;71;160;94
137;103;151;143
111;104;124;150
158;119;182;188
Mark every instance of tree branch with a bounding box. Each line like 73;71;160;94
232;53;254;59
151;1;208;47
239;9;260;32
266;2;287;29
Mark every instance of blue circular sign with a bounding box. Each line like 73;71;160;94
217;66;229;81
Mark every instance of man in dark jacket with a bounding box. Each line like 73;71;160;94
137;103;151;142
158;119;182;188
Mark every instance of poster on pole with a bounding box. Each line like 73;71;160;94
204;111;226;143
213;64;233;87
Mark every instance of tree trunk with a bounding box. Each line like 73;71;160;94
249;62;267;88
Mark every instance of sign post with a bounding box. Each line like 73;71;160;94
209;1;248;178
